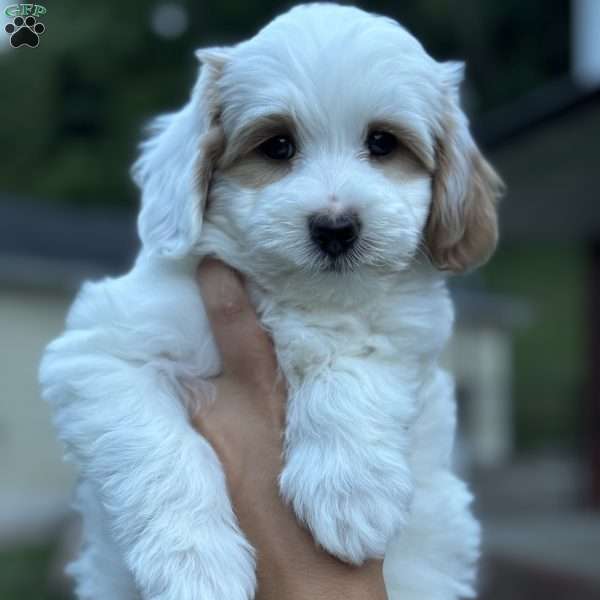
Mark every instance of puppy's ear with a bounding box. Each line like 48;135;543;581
425;62;504;273
132;47;229;258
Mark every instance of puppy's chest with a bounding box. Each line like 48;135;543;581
261;307;413;386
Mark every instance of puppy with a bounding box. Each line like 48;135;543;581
40;4;503;599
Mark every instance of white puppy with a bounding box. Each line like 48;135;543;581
40;3;503;599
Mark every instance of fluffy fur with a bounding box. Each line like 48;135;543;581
39;4;503;599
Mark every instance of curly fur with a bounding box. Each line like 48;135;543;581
39;4;502;599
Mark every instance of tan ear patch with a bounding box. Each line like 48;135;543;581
426;148;504;273
196;125;226;201
193;53;228;208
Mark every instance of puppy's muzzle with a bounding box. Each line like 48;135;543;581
308;212;361;258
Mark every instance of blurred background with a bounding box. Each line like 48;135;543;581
0;0;598;598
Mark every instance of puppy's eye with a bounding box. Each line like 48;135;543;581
258;135;296;160
366;131;398;157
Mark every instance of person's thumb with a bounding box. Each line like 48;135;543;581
198;258;278;386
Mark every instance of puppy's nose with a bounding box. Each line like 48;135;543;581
308;212;361;258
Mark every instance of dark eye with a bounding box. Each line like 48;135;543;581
366;130;398;157
259;135;296;160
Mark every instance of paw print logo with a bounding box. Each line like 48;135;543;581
5;15;45;48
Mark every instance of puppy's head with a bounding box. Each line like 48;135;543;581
133;3;503;279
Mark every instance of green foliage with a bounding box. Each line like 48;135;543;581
0;0;569;207
0;542;71;600
483;243;586;451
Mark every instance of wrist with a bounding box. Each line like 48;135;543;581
234;481;387;599
257;556;388;600
254;516;387;600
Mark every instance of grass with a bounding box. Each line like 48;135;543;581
482;241;586;451
0;542;72;600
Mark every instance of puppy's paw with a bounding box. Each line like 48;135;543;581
280;449;412;564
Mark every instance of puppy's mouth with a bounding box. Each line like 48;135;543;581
321;254;359;274
308;244;369;274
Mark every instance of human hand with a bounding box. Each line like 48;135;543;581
193;258;388;600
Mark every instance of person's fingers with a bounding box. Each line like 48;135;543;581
198;258;278;385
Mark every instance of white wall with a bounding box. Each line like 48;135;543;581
0;287;75;543
572;0;600;87
446;327;513;469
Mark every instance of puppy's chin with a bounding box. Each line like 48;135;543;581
310;251;363;275
322;261;354;275
308;247;417;276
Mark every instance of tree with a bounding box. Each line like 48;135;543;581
0;0;569;206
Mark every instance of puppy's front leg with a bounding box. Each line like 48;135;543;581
40;331;255;600
279;367;416;564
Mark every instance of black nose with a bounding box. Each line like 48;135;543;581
308;212;361;258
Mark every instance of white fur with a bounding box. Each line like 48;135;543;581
40;4;482;599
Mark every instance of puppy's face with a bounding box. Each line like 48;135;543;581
134;4;503;282
205;6;441;278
